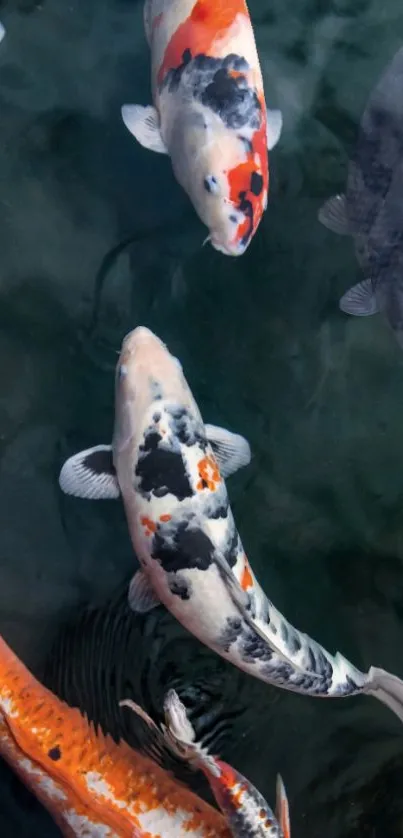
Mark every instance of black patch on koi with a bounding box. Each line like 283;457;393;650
238;191;254;247
225;527;240;568
207;502;228;519
135;447;193;501
250;171;264;196
169;576;191;600
153;521;215;573
161;52;262;133
48;746;61;761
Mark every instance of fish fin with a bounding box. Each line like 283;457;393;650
119;698;176;766
128;570;160;613
121;104;168;154
318;193;349;235
0;22;5;43
276;775;291;838
339;279;379;316
364;667;403;723
266;108;283;150
205;424;251;478
163;690;218;773
58;445;120;500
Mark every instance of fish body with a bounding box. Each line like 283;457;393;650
121;688;291;838
60;327;403;722
318;46;403;346
122;0;283;256
0;632;230;837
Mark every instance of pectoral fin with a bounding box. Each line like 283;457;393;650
276;775;291;838
339;279;379;316
205;424;251;478
128;570;161;613
121;104;168;154
59;445;120;500
266;108;283;150
318;194;349;235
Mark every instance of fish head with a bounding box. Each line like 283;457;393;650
170;107;268;257
113;326;202;472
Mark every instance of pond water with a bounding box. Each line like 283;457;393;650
1;1;403;835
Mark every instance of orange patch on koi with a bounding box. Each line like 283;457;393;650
196;455;221;491
240;560;253;591
157;0;250;85
140;516;157;536
159;514;172;522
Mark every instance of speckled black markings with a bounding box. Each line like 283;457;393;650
162;51;262;133
240;626;274;664
152;520;215;573
165;405;207;450
218;616;243;653
48;746;61;761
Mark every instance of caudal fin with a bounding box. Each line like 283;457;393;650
364;667;403;722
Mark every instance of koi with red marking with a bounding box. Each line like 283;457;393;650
121;0;283;256
0;633;231;837
121;688;291;837
60;327;403;724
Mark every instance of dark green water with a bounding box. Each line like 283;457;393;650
1;0;403;835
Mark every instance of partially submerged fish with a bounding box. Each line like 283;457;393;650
122;0;282;256
60;326;403;721
318;46;403;347
0;631;231;837
121;688;290;838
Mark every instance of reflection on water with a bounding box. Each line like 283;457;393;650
1;0;403;835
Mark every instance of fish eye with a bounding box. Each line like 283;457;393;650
203;175;220;195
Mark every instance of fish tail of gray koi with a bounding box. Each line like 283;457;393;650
363;667;403;722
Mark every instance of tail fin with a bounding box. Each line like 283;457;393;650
364;667;403;722
276;775;290;838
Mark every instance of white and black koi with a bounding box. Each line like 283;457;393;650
60;327;403;722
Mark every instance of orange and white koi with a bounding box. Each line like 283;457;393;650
122;0;283;256
121;688;291;838
0;632;231;837
59;326;403;723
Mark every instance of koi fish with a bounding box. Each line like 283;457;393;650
0;631;231;837
120;688;291;838
318;46;403;347
122;0;283;256
59;326;403;721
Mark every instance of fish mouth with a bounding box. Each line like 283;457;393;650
209;236;247;257
121;326;166;356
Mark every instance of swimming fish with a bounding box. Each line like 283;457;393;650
120;688;291;838
59;326;403;722
122;0;283;256
0;631;231;837
318;45;403;347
